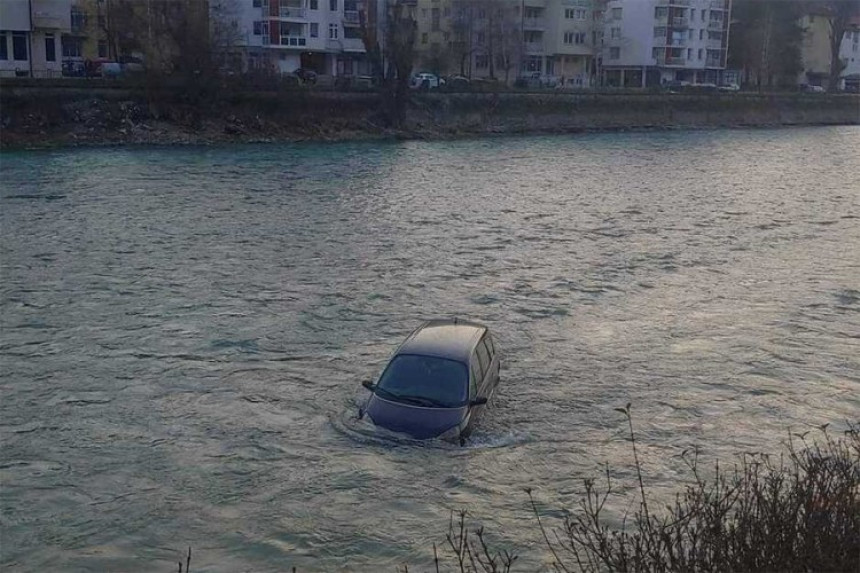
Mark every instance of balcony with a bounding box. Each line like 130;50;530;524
523;17;546;30
279;6;307;19
657;0;691;5
708;20;725;30
657;56;686;66
656;37;686;47
710;0;728;10
263;35;308;47
671;16;689;28
524;42;544;54
706;57;723;67
343;10;360;25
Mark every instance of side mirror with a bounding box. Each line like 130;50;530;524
362;380;376;391
470;397;488;407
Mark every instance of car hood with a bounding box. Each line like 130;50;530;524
364;395;467;439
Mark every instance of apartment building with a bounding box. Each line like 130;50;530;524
413;0;595;85
62;0;112;73
231;0;374;77
412;0;733;88
0;0;70;78
597;0;731;87
798;12;860;91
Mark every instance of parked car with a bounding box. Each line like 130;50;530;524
663;80;692;93
515;72;558;89
410;72;444;90
800;83;826;93
293;68;318;84
359;319;501;444
718;82;740;92
445;75;471;91
118;55;145;74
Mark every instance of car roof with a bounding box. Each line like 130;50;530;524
395;319;487;364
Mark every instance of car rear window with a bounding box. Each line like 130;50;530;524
377;354;468;407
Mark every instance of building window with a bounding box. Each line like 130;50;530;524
654;26;666;38
431;8;440;31
655;6;667;18
330;0;337;10
98;39;107;58
443;6;450;17
475;54;488;69
610;27;620;39
609;46;620;59
253;21;263;35
310;0;318;8
690;9;695;20
0;33;7;60
443;31;449;41
476;32;485;44
421;32;428;44
45;34;56;62
687;48;692;59
564;31;574;44
688;29;693;39
70;9;87;31
344;26;360;39
98;14;106;28
565;8;585;20
253;0;262;6
702;10;706;22
13;33;28;61
700;29;704;40
329;23;338;39
698;48;703;60
652;47;659;59
310;23;319;37
611;7;621;20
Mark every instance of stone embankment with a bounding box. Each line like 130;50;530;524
1;84;858;149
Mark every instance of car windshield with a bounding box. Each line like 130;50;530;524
376;354;468;408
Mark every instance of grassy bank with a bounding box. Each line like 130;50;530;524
1;85;858;150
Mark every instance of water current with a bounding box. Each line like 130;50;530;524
2;127;859;571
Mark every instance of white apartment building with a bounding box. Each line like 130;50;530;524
596;0;731;87
0;0;70;78
227;0;373;77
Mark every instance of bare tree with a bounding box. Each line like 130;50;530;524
359;0;417;126
813;0;858;91
358;0;386;84
385;0;418;125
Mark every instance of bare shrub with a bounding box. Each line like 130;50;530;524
530;406;860;573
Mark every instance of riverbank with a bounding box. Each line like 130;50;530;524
1;86;858;149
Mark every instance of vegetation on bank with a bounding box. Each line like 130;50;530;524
424;408;860;573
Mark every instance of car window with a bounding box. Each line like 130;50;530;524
469;357;479;397
476;340;490;379
377;354;469;407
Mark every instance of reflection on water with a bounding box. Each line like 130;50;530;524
1;127;859;571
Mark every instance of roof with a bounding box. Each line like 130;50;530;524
396;319;487;364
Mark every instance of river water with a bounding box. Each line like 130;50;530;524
1;127;859;571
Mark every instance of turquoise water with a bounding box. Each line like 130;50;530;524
2;128;859;571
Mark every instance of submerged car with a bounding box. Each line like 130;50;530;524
359;319;500;444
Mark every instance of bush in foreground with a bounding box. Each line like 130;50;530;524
433;408;860;573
